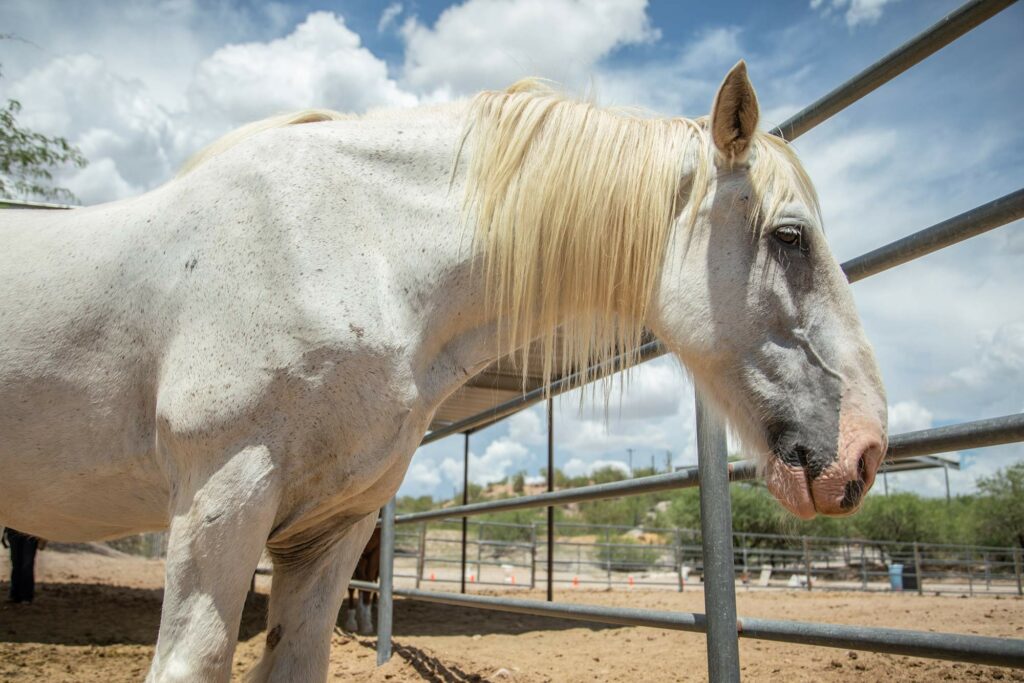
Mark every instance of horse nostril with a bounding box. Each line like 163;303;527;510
857;440;881;489
840;478;865;510
841;445;879;510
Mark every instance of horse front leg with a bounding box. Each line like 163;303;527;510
147;445;280;683
248;513;377;682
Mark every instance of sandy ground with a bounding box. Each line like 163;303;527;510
1;548;1022;682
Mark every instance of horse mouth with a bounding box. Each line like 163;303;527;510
764;454;817;520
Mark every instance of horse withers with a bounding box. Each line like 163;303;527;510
0;62;885;682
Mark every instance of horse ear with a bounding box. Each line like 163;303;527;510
710;60;760;162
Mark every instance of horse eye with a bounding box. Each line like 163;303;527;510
773;226;802;247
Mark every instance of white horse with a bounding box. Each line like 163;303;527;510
0;62;886;681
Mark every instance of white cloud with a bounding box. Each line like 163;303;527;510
677;27;742;74
887;400;933;434
507;407;545;444
811;0;900;29
378;3;404;33
440;437;531;487
188;12;416;133
406;459;442;489
6;54;177;203
947;322;1024;393
842;0;899;28
562;457;630;478
3;9;418;204
399;0;658;97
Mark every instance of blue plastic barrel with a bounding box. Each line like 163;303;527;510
889;563;904;590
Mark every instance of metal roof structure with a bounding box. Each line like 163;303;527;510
881;453;960;474
429;342;561;431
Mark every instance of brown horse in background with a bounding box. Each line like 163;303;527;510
341;527;381;635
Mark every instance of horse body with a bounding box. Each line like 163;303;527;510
1;106;471;535
1;106;491;679
0;64;887;682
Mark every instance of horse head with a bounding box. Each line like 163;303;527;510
649;62;887;518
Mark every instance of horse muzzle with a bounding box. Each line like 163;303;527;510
765;419;886;519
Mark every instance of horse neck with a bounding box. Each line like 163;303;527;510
353;106;508;404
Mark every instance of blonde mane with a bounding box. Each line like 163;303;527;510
176;109;350;177
462;80;818;391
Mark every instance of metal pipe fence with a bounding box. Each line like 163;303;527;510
391;518;1024;596
353;580;1024;668
396;413;1023;526
372;1;1024;678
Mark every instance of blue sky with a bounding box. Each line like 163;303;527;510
2;0;1021;501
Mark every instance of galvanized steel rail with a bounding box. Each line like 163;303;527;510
843;188;1024;283
396;413;1024;525
770;0;1018;141
351;581;1024;668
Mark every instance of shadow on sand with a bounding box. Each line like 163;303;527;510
0;580;618;649
0;581;269;646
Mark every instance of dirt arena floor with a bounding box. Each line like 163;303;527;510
1;547;1022;681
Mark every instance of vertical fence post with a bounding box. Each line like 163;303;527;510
376;497;396;666
461;432;470;595
913;542;924;596
1013;546;1023;597
605;527;612;589
547;396;555;602
530;522;537;589
476;524;483;583
861;544;868;590
943;463;951;504
415;522;427;589
802;536;812;591
696;392;741;682
740;534;749;586
674;528;684;592
984;553;991;591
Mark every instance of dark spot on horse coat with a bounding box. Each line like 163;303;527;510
348;323;365;339
267;624;282;649
185;257;198;271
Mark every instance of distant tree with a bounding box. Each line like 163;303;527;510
590;465;627;485
512;471;526;494
452;482;484;503
0;51;87;202
971;462;1024;548
848;493;939;560
396;495;436;515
